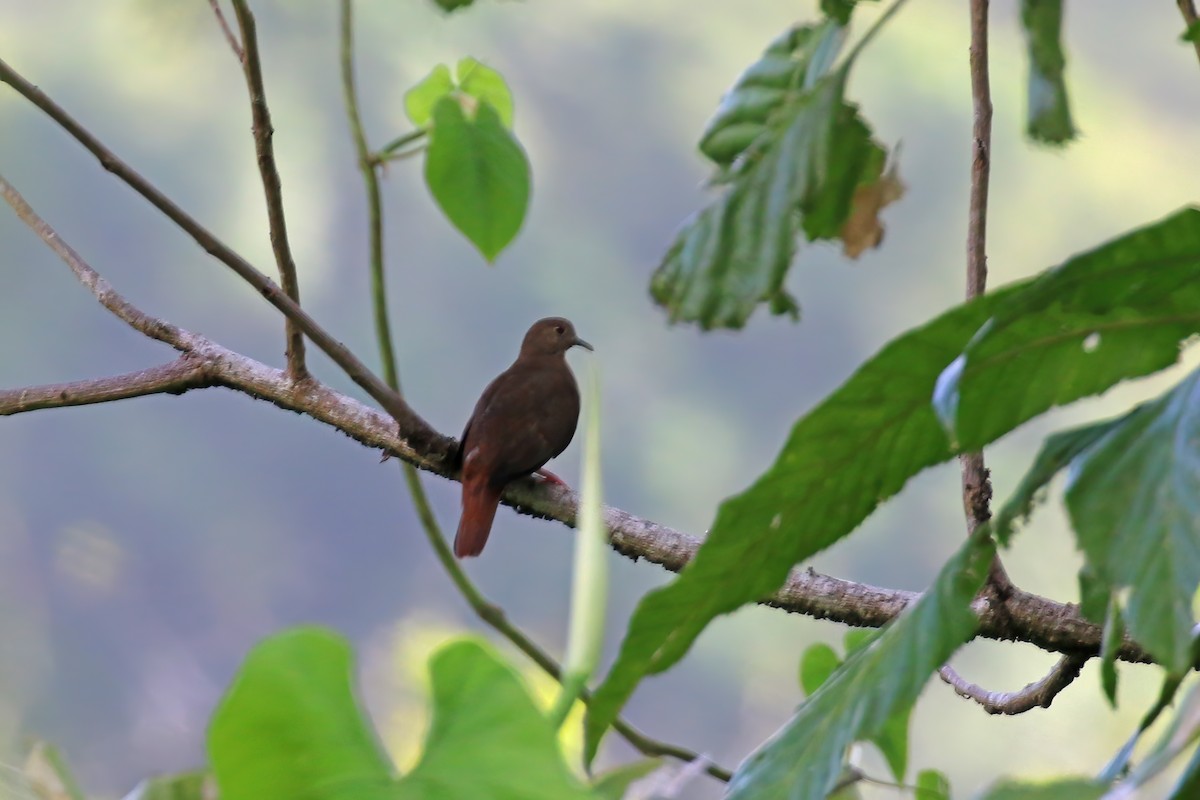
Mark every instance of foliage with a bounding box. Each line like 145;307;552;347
6;0;1200;798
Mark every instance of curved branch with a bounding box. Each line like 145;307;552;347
0;171;1154;666
207;0;244;62
0;57;443;456
229;0;307;380
938;654;1087;714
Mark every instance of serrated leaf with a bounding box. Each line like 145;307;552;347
207;627;396;800
725;533;993;800
915;769;950;800
934;207;1200;450
1020;0;1076;145
976;778;1104;800
800;643;842;695
655;20;901;329
993;419;1125;546
456;57;514;128
1064;367;1200;673
398;639;593;800
586;282;1018;762
589;208;1200;762
425;97;530;262
405;64;455;128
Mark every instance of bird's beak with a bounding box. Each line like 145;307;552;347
573;336;594;352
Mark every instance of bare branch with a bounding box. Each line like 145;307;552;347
961;0;1016;600
229;0;307;381
939;654;1087;714
0;359;214;415
207;0;244;62
0;57;442;455
1179;0;1200;68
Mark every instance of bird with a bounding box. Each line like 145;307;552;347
453;317;593;558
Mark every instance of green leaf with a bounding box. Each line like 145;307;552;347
799;635;908;781
992;418;1123;546
654;21;900;329
1181;20;1200;44
1121;680;1200;792
207;627;396;800
431;0;475;12
404;64;455;128
934;207;1200;450
1064;367;1200;672
1170;740;1200;799
1099;596;1124;706
976;778;1104;800
585;284;1016;761
456;57;514;128
1020;0;1076;145
425;97;530;262
915;769;951;800
724;533;994;800
123;771;216;800
590;760;662;800
398;639;593;800
589;208;1200;761
799;643;841;695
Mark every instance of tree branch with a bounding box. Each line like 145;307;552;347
1;171;1155;674
207;0;244;63
229;0;307;381
0;56;442;455
938;654;1087;714
0;359;215;415
962;0;1016;601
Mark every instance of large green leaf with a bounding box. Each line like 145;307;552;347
207;627;396;800
424;97;530;262
1064;367;1200;672
586;208;1200;760
1020;0;1076;145
651;21;899;329
935;208;1200;450
726;532;994;799
397;639;593;800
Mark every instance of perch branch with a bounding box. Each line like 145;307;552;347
207;0;244;62
336;3;728;780
229;0;307;380
938;654;1087;714
0;56;443;455
1;173;1155;672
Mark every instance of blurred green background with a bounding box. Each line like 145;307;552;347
1;1;1198;797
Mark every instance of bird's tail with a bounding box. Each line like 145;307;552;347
455;475;502;558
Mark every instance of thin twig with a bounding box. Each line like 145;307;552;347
229;0;307;381
962;0;1014;600
1179;0;1200;68
938;654;1087;714
0;56;441;455
336;2;730;782
207;0;244;62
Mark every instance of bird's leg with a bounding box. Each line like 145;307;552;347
533;468;569;488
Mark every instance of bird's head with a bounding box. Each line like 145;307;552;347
520;317;593;357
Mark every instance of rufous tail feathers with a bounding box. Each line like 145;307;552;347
455;464;503;558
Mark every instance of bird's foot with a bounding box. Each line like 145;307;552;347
533;468;569;488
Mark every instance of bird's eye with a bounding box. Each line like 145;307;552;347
554;325;565;334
